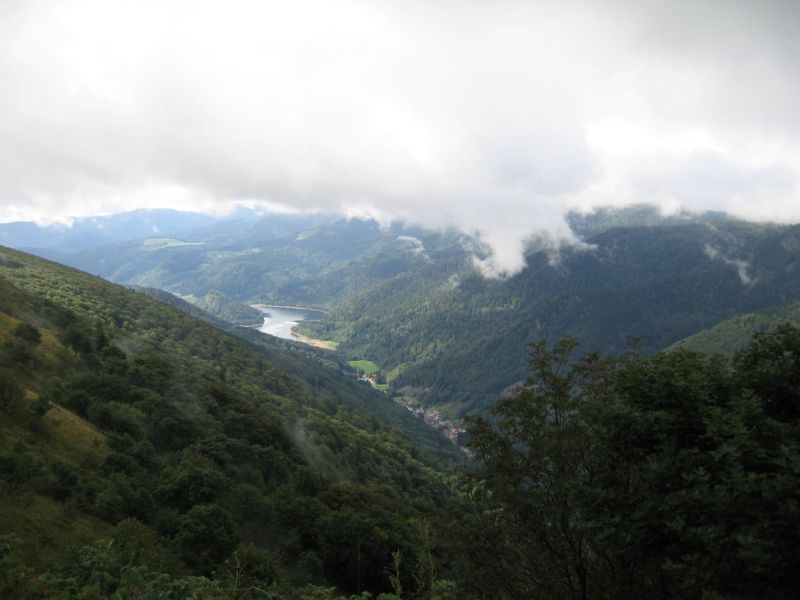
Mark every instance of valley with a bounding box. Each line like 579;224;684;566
34;207;800;420
4;2;800;596
4;206;800;598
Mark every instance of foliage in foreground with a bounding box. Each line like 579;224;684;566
461;327;800;599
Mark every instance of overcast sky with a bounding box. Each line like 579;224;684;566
1;0;799;274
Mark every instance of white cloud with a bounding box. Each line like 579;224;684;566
397;235;426;254
1;0;800;274
704;244;756;286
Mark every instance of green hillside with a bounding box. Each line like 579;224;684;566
300;221;800;414
193;290;264;326
0;247;459;598
52;217;396;302
669;299;800;355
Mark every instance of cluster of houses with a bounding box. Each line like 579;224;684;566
354;371;467;445
396;397;465;443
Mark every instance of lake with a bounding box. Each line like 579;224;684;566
251;304;326;340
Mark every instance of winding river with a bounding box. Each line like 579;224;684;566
251;304;327;341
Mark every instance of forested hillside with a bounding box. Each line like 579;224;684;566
0;246;460;598
20;209;800;417
300;220;800;414
670;299;800;355
51;217;399;302
193;290;264;326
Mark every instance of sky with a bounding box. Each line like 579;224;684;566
1;0;799;275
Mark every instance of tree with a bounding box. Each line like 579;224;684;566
60;324;93;354
464;331;800;599
175;504;239;573
0;369;23;411
465;339;618;600
3;338;35;367
0;445;40;493
12;322;41;345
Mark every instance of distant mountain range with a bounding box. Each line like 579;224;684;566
0;208;223;252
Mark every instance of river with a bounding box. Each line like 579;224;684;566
251;304;327;341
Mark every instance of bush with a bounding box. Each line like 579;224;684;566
176;504;239;573
0;369;23;411
12;322;41;345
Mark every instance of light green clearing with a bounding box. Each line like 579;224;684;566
347;360;380;375
293;333;339;351
313;339;339;350
393;395;418;405
142;238;205;250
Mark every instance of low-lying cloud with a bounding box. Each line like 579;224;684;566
1;0;800;275
704;244;756;287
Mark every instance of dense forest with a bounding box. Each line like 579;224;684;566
3;244;800;598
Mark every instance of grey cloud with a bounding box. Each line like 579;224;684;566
630;150;797;210
0;0;799;274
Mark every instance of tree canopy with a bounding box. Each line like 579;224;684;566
464;326;800;599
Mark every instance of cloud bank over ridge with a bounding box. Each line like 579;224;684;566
1;0;799;275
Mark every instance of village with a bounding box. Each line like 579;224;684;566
398;398;466;444
356;371;467;444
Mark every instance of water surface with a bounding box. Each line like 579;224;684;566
251;304;326;340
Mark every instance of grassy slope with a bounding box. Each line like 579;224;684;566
0;246;461;594
0;309;109;564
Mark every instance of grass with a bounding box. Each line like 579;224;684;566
41;403;107;463
347;360;381;376
0;402;107;471
0;492;110;566
309;339;339;350
292;332;339;350
0;393;108;566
